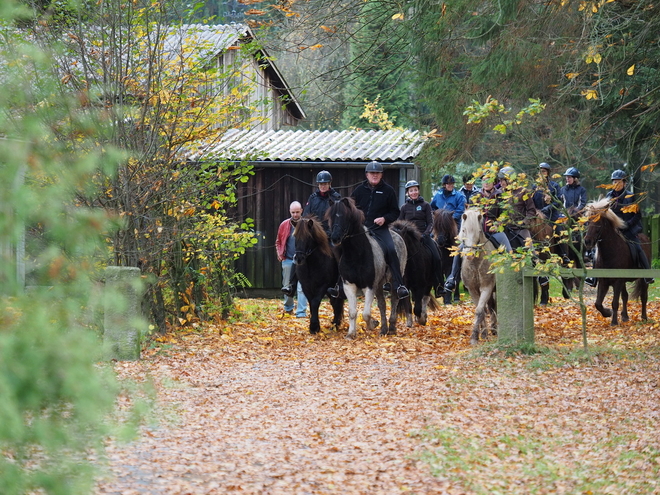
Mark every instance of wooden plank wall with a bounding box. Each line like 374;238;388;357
233;165;401;289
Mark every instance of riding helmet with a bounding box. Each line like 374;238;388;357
563;167;580;179
539;162;552;171
405;180;420;190
497;166;516;180
441;174;455;185
365;161;384;173
316;170;332;183
611;169;627;181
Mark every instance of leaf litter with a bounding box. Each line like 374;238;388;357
96;294;660;494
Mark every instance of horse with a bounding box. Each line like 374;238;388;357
583;198;649;326
390;220;441;326
293;216;345;334
457;209;497;345
327;197;407;338
432;208;460;304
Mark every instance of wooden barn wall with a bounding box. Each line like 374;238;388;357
233;165;401;290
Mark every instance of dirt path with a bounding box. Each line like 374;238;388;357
95;297;660;495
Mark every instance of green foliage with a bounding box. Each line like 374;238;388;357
0;6;147;492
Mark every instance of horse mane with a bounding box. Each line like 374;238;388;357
433;208;458;240
391;219;422;243
294;216;333;257
584;197;626;230
327;197;365;233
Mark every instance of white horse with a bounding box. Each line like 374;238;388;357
458;209;497;344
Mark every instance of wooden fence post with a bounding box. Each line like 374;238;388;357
495;268;535;345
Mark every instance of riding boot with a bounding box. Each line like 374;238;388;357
444;255;462;291
282;269;298;297
584;277;597;287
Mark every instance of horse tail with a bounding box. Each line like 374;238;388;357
631;279;645;301
428;294;442;312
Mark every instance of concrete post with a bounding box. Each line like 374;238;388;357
104;266;143;361
495;269;534;345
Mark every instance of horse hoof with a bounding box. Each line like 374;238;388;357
470;338;478;345
345;333;356;340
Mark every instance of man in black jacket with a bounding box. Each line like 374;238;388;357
350;161;409;299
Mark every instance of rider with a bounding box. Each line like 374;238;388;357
459;174;481;205
600;169;653;285
533;162;569;264
282;170;341;296
431;174;467;230
558;166;589;271
330;161;409;299
444;171;512;292
497;165;538;247
398;179;444;295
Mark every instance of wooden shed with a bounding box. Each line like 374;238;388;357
193;128;427;292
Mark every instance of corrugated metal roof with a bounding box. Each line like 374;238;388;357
163;23;249;62
190;129;427;162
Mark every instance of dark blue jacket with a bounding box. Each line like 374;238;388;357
303;187;342;232
533;179;562;221
560;183;587;215
607;187;642;236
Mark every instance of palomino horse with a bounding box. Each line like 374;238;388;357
432;208;460;304
327;197;407;338
457;209;497;344
391;220;441;326
293;216;345;334
584;198;649;326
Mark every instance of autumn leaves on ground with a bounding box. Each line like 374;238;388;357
97;293;660;495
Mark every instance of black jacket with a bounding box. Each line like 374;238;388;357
303;188;342;231
607;187;642;236
398;197;433;235
351;179;400;228
560;183;587;215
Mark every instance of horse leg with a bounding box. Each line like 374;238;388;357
472;289;491;344
308;294;323;335
540;279;550;306
594;281;612;318
620;283;629;323
488;294;498;336
641;282;648;320
419;295;429;326
400;296;413;328
381;290;397;336
344;283;359;339
363;288;377;331
330;294;344;330
610;282;621;326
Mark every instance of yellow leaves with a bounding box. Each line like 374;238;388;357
565;72;580;80
641;163;657;172
621;203;639;214
627;64;635;76
584;46;602;64
320;25;337;33
245;8;266;15
581;89;598;100
392;12;405;20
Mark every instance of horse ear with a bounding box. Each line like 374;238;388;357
462;213;467;221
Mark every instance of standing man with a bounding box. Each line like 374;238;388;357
349;161;409;299
276;201;309;317
431;174;467;229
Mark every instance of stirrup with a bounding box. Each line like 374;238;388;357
281;285;295;297
327;285;340;298
584;277;597;287
444;276;456;291
383;282;391;292
538;276;549;287
644;278;655;285
396;285;409;299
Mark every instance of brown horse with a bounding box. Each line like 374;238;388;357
583;198;650;325
432;209;460;304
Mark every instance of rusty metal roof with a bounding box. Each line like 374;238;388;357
191;129;426;162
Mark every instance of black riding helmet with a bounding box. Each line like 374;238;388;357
441;174;455;185
316;170;332;183
365;161;383;173
539;162;552;171
563;167;580;179
611;169;627;181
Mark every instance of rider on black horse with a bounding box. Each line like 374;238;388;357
587;169;654;286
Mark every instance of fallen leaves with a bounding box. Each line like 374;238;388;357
97;294;660;494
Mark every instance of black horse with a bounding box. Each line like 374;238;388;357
327;197;407;338
432;209;460;304
391;220;441;326
584;198;649;326
293;216;345;334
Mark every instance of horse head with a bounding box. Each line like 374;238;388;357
294;216;332;265
433;208;457;248
583;197;624;251
327;197;363;247
459;209;486;253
